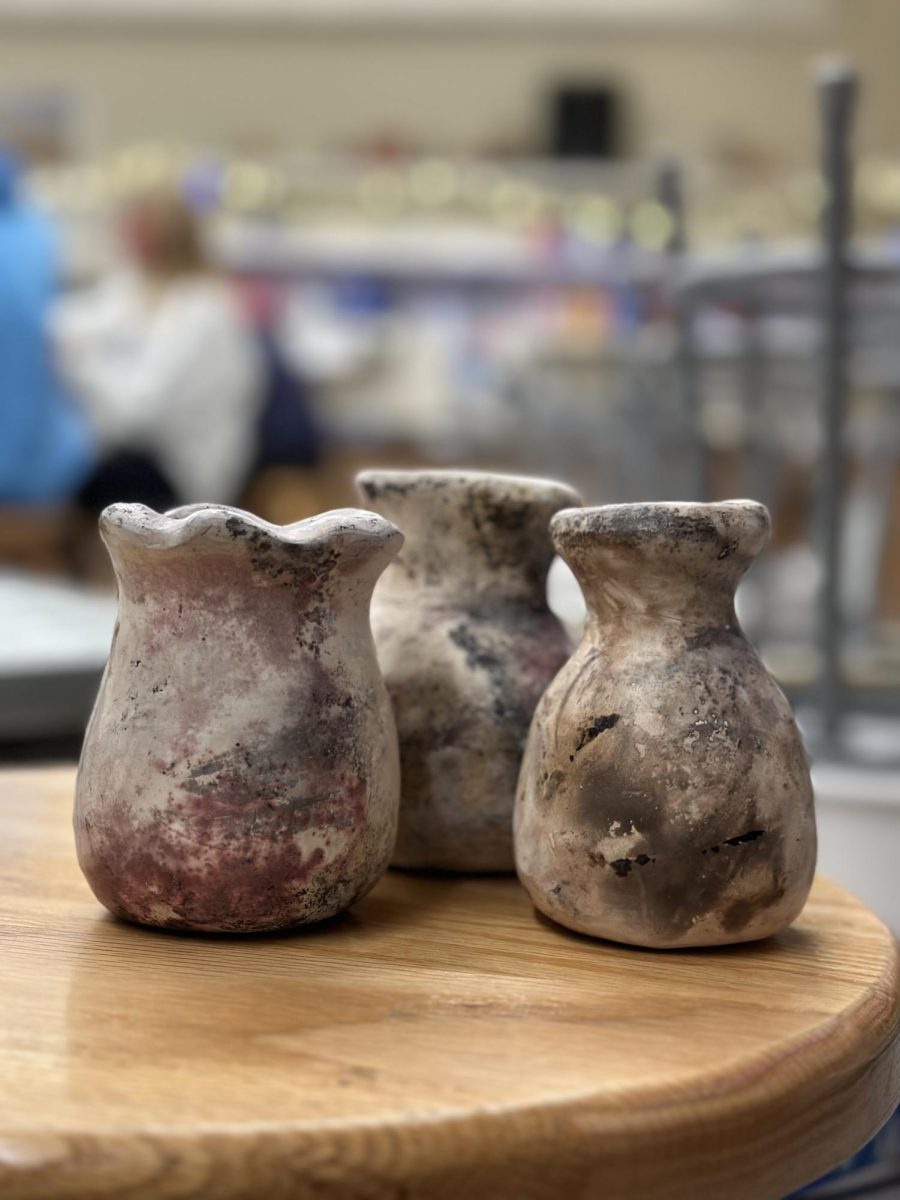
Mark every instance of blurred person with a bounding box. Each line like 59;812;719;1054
237;275;322;474
54;189;263;510
0;149;96;505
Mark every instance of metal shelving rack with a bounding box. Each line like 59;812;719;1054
670;61;900;761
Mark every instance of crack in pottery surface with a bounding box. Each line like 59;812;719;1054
74;502;403;932
514;501;817;948
357;469;581;873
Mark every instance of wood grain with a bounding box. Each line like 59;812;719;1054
0;766;897;1200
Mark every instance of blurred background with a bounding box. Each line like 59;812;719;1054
1;0;899;1191
0;9;899;909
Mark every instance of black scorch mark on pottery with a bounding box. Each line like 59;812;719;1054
589;847;656;876
448;623;502;671
702;829;765;855
609;853;655;877
570;713;620;760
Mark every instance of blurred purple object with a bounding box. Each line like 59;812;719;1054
181;158;224;213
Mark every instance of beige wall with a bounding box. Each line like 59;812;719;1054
0;1;896;162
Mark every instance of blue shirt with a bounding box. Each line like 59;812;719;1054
0;192;95;503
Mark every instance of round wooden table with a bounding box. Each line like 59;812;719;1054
1;767;898;1200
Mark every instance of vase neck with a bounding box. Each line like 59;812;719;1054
580;560;740;634
357;469;581;608
553;501;769;633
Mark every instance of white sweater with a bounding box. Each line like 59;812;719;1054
53;272;263;504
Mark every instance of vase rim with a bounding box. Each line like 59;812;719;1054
356;468;580;505
552;500;770;554
99;502;401;552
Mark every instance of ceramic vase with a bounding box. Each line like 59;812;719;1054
515;501;816;947
356;469;581;872
75;502;403;932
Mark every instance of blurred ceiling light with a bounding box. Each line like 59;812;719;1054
858;159;900;215
570;195;623;243
224;161;274;212
489;178;542;228
110;142;177;195
408;159;458;208
629;199;673;250
357;168;406;216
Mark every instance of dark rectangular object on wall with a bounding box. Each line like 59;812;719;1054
550;85;620;159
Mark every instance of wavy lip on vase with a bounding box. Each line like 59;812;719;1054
98;502;403;556
551;500;771;560
356;468;581;510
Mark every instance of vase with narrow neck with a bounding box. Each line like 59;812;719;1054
75;502;403;932
356;469;581;872
515;501;816;948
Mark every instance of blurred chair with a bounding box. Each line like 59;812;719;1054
0;506;70;575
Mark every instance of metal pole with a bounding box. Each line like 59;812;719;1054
740;293;768;503
657;156;708;500
816;58;858;749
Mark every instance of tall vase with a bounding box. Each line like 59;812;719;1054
515;501;816;947
75;503;403;932
356;469;581;872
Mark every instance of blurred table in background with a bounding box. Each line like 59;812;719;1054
0;572;114;742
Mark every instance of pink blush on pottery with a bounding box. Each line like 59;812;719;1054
74;502;403;933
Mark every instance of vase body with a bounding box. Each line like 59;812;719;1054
75;503;402;932
515;501;816;948
356;470;581;872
